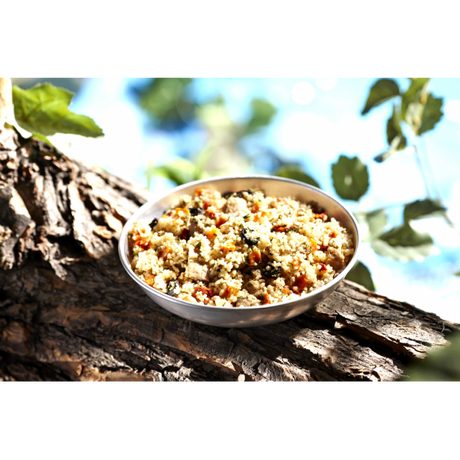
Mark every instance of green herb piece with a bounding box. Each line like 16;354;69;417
12;83;104;137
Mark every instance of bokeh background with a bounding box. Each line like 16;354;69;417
12;77;460;322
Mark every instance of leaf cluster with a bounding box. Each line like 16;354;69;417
143;80;278;186
140;78;450;293
362;78;443;162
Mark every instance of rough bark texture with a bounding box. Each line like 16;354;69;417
0;126;458;382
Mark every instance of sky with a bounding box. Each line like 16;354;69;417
49;77;460;323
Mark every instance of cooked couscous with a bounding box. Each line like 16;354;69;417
128;187;354;307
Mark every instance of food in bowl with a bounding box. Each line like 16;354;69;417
128;187;355;308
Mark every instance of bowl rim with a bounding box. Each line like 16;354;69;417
118;174;361;312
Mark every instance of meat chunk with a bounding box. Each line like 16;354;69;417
185;261;209;281
326;247;345;270
224;197;249;216
189;219;205;236
235;294;259;307
245;280;263;298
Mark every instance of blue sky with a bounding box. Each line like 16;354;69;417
51;77;460;322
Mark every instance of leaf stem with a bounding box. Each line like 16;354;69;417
417;137;458;230
413;141;432;199
419;137;443;200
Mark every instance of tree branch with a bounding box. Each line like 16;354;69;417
1;126;458;381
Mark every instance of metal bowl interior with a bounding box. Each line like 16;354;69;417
118;175;360;328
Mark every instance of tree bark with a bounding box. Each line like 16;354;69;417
0;126;458;381
0;79;13;126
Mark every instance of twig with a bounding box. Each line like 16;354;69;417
413;142;432;199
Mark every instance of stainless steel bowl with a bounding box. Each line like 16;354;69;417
118;175;360;328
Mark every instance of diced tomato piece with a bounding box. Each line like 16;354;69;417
294;274;310;292
206;209;216;220
273;224;288;232
136;237;150;250
315;213;328;222
206;209;227;227
193;286;214;303
180;228;190;240
319;263;328;271
216;215;227;227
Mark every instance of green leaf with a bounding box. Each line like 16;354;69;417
135;78;195;127
32;132;54;146
455;271;460;277
403;199;446;222
12;83;104;137
401;331;460;381
274;165;321;189
146;158;200;187
331;155;369;201
371;222;435;261
355;209;388;242
196;98;233;129
379;222;433;247
401;79;432;134
386;105;407;149
345;260;375;291
361;79;400;115
244;98;277;135
401;78;430;120
419;94;443;135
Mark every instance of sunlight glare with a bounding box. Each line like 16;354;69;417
315;78;338;91
291;82;315;105
445;100;460;123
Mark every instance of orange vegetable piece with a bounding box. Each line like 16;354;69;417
144;275;155;286
222;285;238;299
220;241;236;255
262;293;271;305
294;274;310;292
174;208;190;218
159;246;172;261
254;211;267;222
205;227;218;241
248;248;262;267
